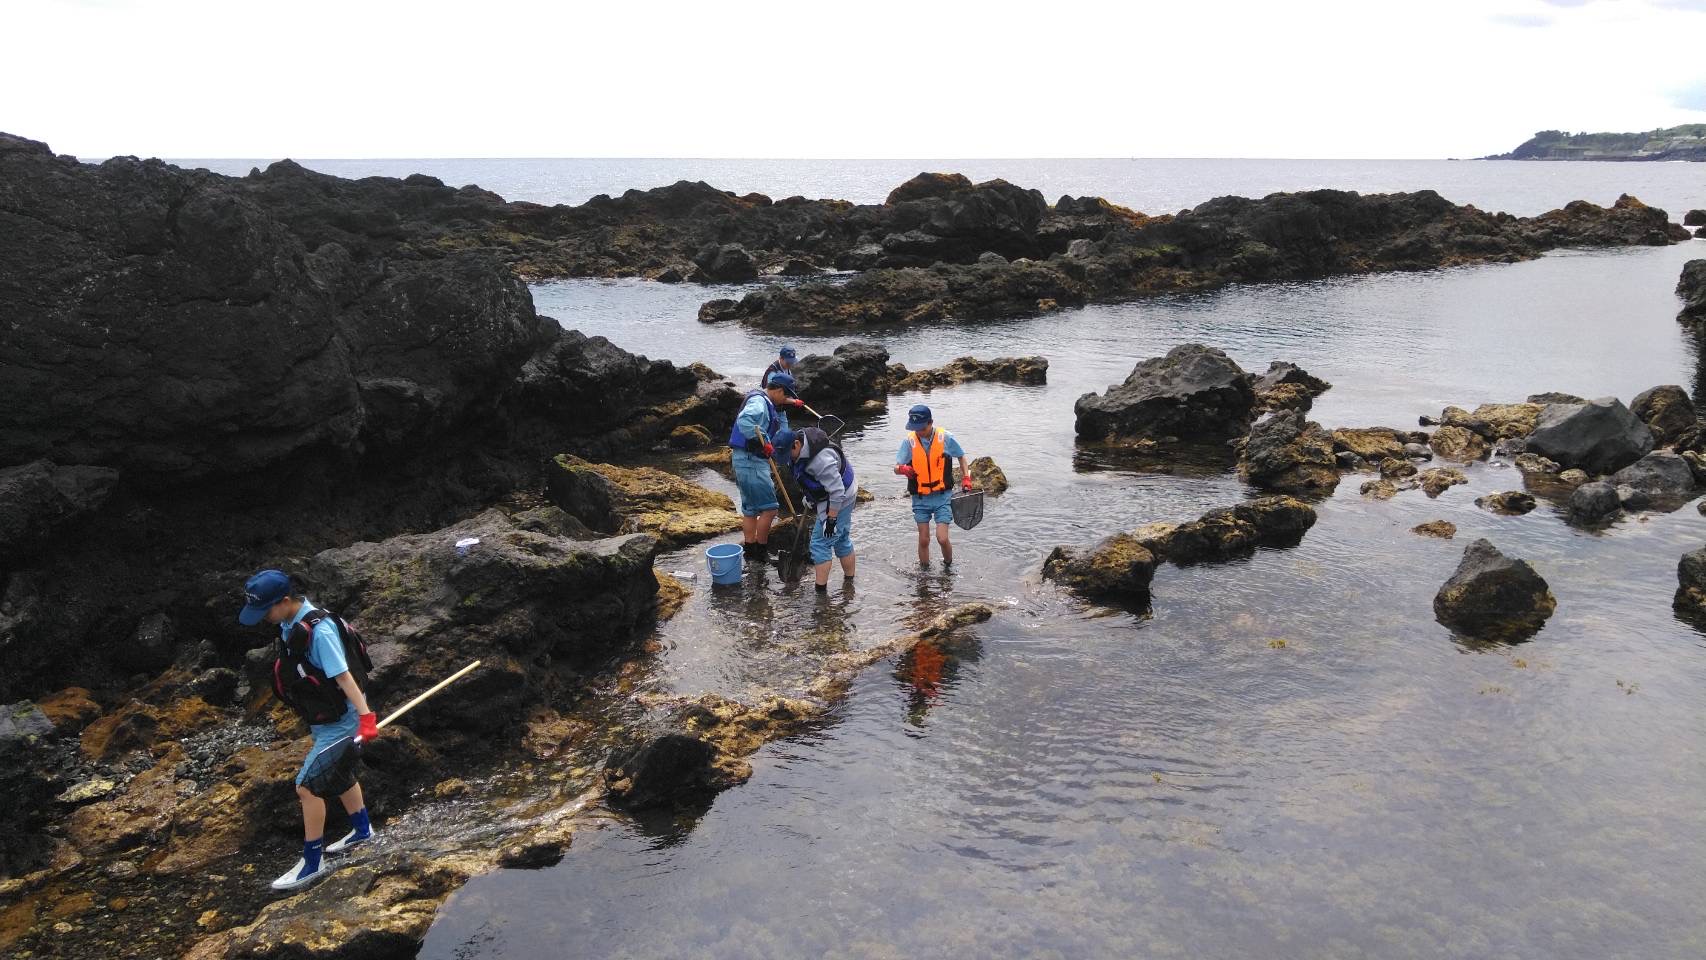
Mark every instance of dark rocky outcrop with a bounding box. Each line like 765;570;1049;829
1249;362;1332;414
1525;398;1654;474
790;342;892;407
700;189;1690;328
1674;546;1706;622
0;461;120;564
1238;410;1340;495
544;456;739;546
1686;210;1706;227
1041;534;1158;604
1075;344;1256;444
306;508;661;741
1630;385;1698;448
1433;539;1556;642
1678;260;1706;324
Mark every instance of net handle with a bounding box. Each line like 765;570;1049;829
376;659;481;730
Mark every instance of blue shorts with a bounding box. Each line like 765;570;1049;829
912;500;954;525
731;449;779;517
811;506;855;564
296;708;360;786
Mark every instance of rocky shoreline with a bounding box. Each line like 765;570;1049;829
3;131;1705;958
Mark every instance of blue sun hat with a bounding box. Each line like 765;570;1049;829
780;345;797;361
238;569;291;625
766;370;798;396
905;404;932;430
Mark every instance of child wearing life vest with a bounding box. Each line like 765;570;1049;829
790;426;857;590
239;569;379;892
728;372;805;560
893;404;973;566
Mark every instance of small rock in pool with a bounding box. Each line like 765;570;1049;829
1433;538;1556;642
1412;520;1456;538
1360;478;1397;500
1476;491;1536;515
1567;480;1621;524
1420;467;1468;498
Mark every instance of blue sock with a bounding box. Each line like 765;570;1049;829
302;837;324;874
350;808;371;837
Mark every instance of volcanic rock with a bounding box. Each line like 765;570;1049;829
1332;427;1408;462
792;342;892;407
1525;398;1654;474
1412;520;1457;538
1686;210;1706;227
1429;425;1489;462
1609;450;1697;504
969;457;1009;495
1674;545;1706;621
0;461;120;565
886;356;1048;392
1239;410;1340;495
1475;491;1537;515
1042;535;1158;604
1567;479;1621;524
1075;343;1256;443
545;456;738;546
1630;384;1697;448
1433;539;1556;642
1420;467;1468;498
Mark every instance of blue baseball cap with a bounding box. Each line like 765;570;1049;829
774;427;797;453
906;404;932;429
780;346;797;361
238;568;291;626
765;370;797;395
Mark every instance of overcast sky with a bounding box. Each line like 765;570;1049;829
4;0;1704;159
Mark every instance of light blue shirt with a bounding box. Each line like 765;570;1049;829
282;599;349;680
897;429;965;507
736;393;789;442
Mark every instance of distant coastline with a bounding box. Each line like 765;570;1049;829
1487;125;1706;161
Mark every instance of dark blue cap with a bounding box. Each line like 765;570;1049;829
906;404;932;429
766;370;797;395
774;427;796;453
780;346;797;361
239;568;291;625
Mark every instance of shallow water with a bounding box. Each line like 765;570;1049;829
412;223;1706;960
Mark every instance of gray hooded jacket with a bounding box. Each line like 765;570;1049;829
797;430;856;517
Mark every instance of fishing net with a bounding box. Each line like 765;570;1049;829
950;490;985;531
299;735;363;799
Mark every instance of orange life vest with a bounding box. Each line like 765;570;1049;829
906;428;953;495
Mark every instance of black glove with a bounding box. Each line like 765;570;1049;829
823;513;838;537
744;436;766;456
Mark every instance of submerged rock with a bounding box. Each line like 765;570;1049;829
1075;343;1256;444
1525;397;1654;474
1419;467;1468;498
1567;479;1622;524
1361;479;1398;500
1412;520;1457;539
1238;410;1340;495
1475;491;1537;515
1332;427;1409;463
1513;452;1562;477
886;356;1048;392
1433;539;1556;642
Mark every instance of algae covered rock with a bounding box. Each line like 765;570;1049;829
1429;425;1489;462
546;455;739;546
1475;491;1537;515
1630;385;1697;448
968;456;1009;495
887;356;1048;392
1433;539;1556;642
1674;545;1706;621
1042;534;1158;603
1420;467;1468;498
1413;520;1457;539
1332;427;1408;463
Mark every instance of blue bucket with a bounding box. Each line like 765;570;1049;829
705;543;744;584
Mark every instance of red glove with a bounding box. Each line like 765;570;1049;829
962;476;974;490
357;712;379;742
785;398;805;408
896;465;916;478
762;441;775;458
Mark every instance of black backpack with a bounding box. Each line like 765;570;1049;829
272;609;374;726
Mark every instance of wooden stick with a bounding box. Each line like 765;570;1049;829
377;660;481;730
768;459;798;516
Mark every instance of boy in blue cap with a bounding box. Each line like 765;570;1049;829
759;345;797;390
728;371;805;559
893;404;973;566
239;569;379;891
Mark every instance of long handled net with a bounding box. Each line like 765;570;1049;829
299;660;481;798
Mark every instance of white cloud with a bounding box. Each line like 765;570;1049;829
1;0;1703;159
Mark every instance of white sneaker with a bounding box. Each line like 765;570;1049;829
325;828;375;855
269;856;334;891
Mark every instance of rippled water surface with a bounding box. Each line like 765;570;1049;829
397;162;1706;959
